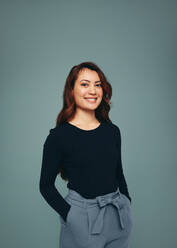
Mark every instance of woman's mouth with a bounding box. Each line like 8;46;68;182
84;97;97;103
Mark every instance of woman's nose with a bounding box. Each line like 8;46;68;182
88;85;97;94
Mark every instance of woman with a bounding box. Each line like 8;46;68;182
39;61;133;248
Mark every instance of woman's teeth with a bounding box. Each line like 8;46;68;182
85;98;97;102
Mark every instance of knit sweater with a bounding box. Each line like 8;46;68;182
39;120;132;222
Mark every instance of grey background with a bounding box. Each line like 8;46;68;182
1;0;177;247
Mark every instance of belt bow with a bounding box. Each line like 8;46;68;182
90;195;125;234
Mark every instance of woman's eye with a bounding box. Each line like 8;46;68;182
81;83;102;87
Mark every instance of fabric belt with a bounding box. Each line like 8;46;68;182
90;192;125;234
67;187;125;235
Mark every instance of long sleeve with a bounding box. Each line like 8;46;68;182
39;128;71;222
115;126;132;204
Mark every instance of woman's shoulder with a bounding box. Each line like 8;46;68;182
48;122;68;136
43;122;68;146
104;121;121;133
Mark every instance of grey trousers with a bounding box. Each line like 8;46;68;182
59;187;133;248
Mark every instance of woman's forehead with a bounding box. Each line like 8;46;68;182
77;68;100;81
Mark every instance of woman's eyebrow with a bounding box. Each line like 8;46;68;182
80;79;101;83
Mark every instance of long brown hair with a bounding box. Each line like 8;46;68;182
56;61;113;180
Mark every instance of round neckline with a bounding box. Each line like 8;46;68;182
65;121;103;132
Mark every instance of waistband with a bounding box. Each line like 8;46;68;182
66;187;122;209
66;187;125;234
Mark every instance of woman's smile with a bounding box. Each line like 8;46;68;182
84;97;98;103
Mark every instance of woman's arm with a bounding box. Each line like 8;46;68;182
115;125;132;204
39;128;71;222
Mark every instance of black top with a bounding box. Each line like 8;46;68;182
39;121;132;223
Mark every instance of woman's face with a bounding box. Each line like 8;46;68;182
72;68;103;111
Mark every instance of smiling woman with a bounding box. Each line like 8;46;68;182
71;68;104;112
39;61;133;248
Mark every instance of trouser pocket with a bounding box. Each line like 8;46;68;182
120;193;131;205
60;197;90;247
59;195;72;226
